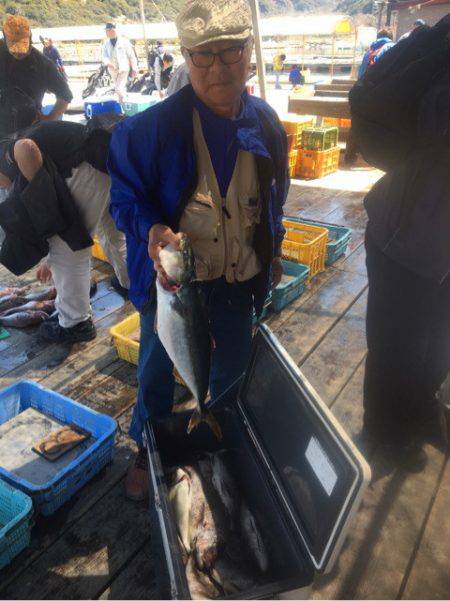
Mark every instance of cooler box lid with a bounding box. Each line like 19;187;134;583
236;325;371;573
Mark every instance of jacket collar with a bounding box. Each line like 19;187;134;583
173;85;271;161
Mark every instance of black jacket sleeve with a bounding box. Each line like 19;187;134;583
42;55;73;103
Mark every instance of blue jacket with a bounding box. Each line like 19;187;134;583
43;45;64;69
108;84;289;313
358;38;395;79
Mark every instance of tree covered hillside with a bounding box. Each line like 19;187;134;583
0;0;348;28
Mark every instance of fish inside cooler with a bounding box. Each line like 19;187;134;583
146;407;315;600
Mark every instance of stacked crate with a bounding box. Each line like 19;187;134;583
280;115;315;178
297;126;340;179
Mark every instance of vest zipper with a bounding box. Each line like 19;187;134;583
221;198;231;279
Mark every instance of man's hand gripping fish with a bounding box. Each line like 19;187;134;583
156;236;222;439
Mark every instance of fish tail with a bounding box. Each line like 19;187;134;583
187;409;222;440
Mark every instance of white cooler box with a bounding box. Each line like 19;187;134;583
145;325;371;599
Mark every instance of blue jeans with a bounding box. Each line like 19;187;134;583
129;278;254;446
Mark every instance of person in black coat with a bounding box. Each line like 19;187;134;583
350;17;450;469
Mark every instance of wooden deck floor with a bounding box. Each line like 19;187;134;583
0;168;448;600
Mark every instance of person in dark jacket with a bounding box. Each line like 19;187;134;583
108;0;288;501
0;16;72;137
353;19;450;470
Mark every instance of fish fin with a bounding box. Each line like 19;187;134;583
187;409;222;440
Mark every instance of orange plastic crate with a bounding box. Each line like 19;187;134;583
323;117;352;129
281;115;315;151
288;149;298;177
282;220;328;278
297;147;340;179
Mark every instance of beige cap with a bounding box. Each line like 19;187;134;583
176;0;252;49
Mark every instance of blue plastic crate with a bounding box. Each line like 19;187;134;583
84;98;122;119
0;381;117;516
272;261;310;313
252;294;272;325
286;217;351;265
0;480;33;569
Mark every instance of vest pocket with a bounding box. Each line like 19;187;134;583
239;195;261;228
179;192;219;241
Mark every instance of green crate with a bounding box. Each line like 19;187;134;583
123;97;159;117
300;126;339;151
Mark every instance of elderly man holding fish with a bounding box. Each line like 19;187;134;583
108;0;289;501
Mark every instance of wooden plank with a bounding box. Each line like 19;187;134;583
98;544;157;601
1;472;149;600
267;268;336;334
316;83;353;92
288;96;350;119
0;407;137;593
0;301;134;389
334;242;367;276
300;290;367;404
332;78;356;86
401;459;450;600
274;269;367;367
311;444;447;600
315;90;349;98
329;362;367;446
0;282;123;379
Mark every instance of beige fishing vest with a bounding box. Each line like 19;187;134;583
179;110;261;283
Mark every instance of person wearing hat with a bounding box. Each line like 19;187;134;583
0;16;73;138
399;18;426;41
108;0;288;501
102;23;138;106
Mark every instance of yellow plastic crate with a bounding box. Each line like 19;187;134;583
288;149;298;177
110;312;140;365
92;237;108;263
323;117;352;129
281;114;315;151
282;220;328;278
110;313;188;388
297;147;341;179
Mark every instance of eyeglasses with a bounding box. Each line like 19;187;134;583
187;43;248;68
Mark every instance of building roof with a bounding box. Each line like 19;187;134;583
395;0;450;9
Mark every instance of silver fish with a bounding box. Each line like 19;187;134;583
0;286;29;298
157;237;221;439
0;294;27;312
240;502;269;573
210;451;238;525
0;300;55;317
0;310;48;328
168;467;192;554
24;287;56;302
